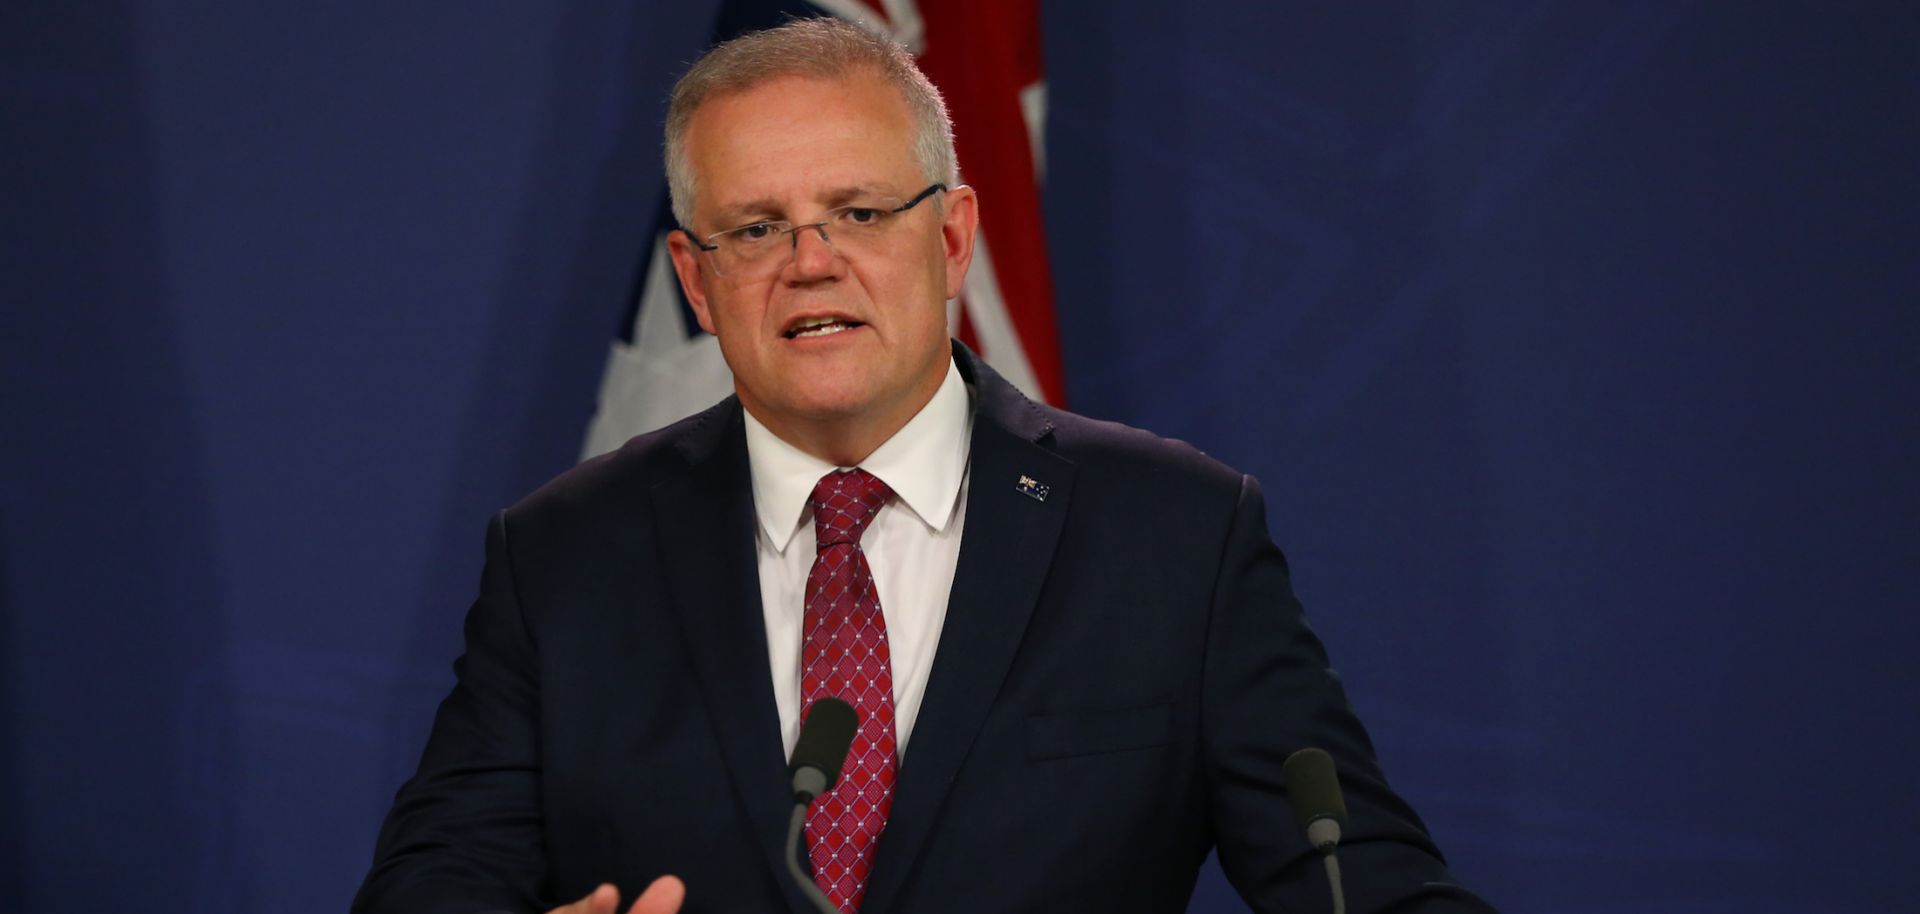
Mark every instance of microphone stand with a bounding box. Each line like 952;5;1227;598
785;803;841;914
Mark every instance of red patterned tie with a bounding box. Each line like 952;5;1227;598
800;468;898;913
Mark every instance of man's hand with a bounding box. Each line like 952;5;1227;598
546;876;685;914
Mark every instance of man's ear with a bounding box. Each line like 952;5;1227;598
666;230;718;335
939;185;980;301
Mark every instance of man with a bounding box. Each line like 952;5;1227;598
356;18;1494;914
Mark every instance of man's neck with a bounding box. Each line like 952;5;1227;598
742;369;947;468
757;418;894;468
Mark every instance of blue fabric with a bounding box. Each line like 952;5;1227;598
1;3;1914;912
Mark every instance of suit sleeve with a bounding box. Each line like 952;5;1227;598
1203;475;1497;913
353;510;551;914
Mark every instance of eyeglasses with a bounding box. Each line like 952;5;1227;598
684;183;947;280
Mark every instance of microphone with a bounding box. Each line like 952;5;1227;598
785;698;859;914
789;697;858;802
1283;747;1349;914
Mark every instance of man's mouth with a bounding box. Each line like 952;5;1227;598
784;316;865;340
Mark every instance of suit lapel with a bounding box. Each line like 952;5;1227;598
861;347;1077;914
648;402;808;913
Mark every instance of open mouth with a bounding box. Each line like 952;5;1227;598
783;316;865;340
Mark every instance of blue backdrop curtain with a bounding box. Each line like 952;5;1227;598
2;3;1914;912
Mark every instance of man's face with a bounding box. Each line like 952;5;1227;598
667;72;977;446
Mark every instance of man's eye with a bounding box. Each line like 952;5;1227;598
734;224;778;242
839;208;884;226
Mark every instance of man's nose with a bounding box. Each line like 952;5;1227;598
787;222;842;278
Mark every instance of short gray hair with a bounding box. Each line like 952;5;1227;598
663;17;958;230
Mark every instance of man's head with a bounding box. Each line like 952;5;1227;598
663;18;958;229
663;18;979;464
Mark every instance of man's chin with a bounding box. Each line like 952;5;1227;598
777;393;876;423
737;380;873;424
754;363;881;410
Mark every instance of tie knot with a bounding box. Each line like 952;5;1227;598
810;468;892;548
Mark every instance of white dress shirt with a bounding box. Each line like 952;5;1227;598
743;357;972;760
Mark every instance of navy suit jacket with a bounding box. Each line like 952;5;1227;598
355;343;1492;914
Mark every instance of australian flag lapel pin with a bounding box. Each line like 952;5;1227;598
1015;474;1050;502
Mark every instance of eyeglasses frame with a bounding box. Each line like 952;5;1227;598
681;183;949;268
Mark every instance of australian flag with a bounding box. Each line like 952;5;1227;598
580;0;1064;458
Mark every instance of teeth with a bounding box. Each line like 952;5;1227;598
788;316;859;338
794;322;850;338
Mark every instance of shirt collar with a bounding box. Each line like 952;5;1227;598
743;356;972;553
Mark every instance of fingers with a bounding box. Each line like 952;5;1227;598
548;883;620;914
627;875;686;914
547;876;684;914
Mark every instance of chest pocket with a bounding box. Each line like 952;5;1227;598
1026;704;1171;761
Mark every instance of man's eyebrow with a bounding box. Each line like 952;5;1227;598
819;184;891;207
712;185;894;225
712;198;784;226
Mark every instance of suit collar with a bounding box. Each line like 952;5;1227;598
952;338;1056;445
